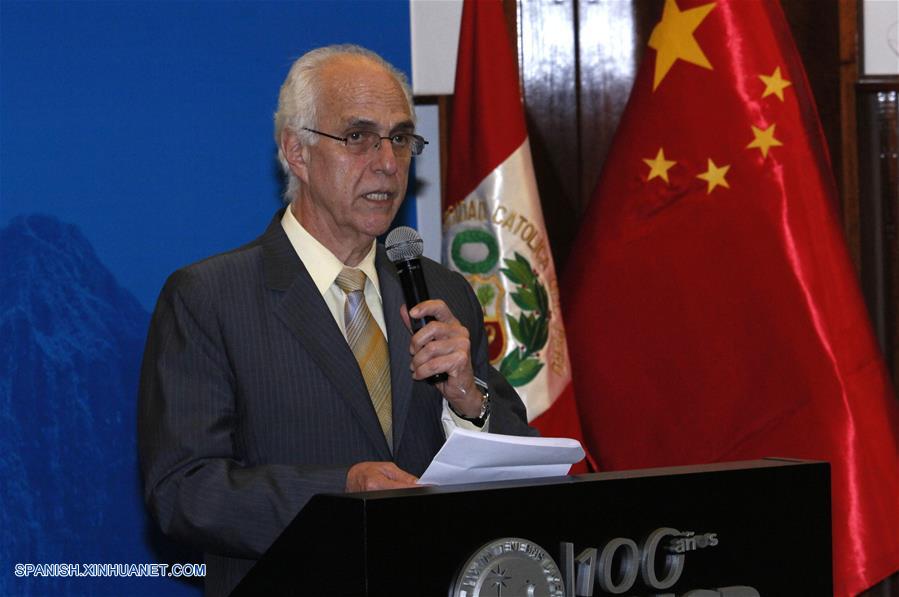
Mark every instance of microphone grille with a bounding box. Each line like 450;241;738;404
385;226;424;262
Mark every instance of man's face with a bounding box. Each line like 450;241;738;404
291;56;413;257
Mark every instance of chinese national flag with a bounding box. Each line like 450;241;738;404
563;0;899;594
444;0;592;471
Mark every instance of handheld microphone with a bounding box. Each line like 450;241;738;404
384;226;448;384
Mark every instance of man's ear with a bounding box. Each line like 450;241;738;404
281;130;309;184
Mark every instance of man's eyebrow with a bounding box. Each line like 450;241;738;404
344;118;415;133
344;118;378;130
391;120;415;133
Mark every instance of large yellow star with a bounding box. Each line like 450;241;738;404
648;0;716;91
759;67;792;101
696;158;730;194
643;148;677;183
746;123;783;158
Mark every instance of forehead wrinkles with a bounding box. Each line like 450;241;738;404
319;58;411;128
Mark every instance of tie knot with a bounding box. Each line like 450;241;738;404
335;267;367;294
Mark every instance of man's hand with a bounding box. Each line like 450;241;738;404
345;461;419;492
400;300;484;418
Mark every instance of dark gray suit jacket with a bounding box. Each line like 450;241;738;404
138;210;534;596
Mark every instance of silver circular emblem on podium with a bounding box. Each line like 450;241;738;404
451;537;565;597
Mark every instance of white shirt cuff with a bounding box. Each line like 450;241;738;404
441;399;490;437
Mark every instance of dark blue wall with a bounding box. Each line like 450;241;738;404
0;2;411;595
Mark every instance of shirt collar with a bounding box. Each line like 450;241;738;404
280;206;381;297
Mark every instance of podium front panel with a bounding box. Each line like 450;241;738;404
235;459;831;596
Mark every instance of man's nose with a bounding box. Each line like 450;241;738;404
370;139;399;175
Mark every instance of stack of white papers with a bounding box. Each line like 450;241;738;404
417;429;585;486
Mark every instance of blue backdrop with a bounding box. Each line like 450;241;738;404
0;2;412;595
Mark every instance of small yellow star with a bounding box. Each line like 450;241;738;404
643;148;677;183
648;0;716;91
759;67;792;101
696;158;730;194
746;123;783;158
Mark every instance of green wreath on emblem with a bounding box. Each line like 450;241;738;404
451;229;500;274
499;252;550;387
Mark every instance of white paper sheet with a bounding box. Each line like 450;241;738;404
417;429;585;486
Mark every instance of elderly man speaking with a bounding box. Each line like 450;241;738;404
138;45;534;596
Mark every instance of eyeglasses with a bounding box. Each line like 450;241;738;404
302;127;428;158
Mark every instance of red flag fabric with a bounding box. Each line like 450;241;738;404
563;0;899;594
444;0;592;471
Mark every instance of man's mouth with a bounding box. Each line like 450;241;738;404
362;191;392;202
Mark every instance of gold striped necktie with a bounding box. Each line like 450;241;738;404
335;267;392;449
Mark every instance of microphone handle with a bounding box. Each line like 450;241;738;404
396;258;448;384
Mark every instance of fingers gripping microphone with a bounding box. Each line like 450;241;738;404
385;226;448;383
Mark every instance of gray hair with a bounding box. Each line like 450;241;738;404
273;44;415;201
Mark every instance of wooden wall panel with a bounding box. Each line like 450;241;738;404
516;0;580;268
781;0;843;209
838;0;862;271
514;0;662;268
576;0;662;213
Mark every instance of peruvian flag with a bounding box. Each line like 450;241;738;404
444;0;591;471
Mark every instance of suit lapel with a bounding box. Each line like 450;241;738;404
261;211;392;459
376;247;417;453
